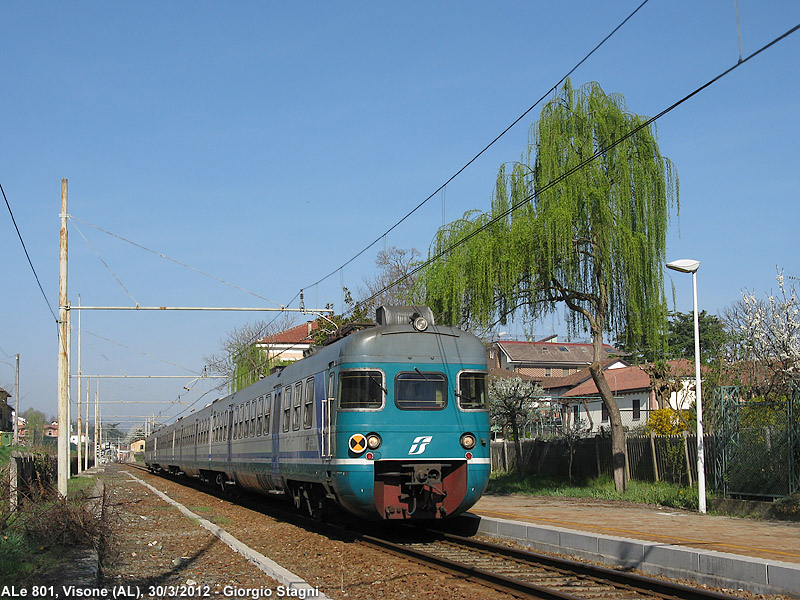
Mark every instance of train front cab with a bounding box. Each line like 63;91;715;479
332;363;490;520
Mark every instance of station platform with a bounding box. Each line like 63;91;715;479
464;493;800;597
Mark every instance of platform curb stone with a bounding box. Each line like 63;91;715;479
466;513;800;597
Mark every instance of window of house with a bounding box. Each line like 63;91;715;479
303;378;315;428
601;403;609;422
632;398;641;421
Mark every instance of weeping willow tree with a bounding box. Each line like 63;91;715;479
422;80;678;492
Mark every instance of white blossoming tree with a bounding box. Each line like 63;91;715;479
723;269;799;397
489;375;543;479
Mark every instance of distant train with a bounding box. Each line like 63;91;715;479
145;306;490;520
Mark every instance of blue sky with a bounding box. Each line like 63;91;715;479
1;1;798;426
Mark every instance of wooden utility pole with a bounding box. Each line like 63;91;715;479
57;178;70;497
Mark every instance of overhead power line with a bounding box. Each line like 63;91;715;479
69;215;283;308
300;0;652;294
352;21;800;316
144;1;654;398
1;182;58;322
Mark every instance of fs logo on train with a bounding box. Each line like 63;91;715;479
408;435;433;455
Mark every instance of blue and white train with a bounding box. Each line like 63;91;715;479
145;306;490;520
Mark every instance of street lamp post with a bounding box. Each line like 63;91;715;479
666;258;706;514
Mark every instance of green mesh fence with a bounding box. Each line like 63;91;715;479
713;383;800;498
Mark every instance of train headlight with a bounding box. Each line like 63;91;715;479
412;316;429;331
367;433;382;450
460;433;476;450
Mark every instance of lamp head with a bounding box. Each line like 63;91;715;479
666;259;700;273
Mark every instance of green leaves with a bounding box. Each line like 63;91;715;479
421;79;678;347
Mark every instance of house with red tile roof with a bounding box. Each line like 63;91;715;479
256;321;320;363
486;335;619;382
555;359;697;432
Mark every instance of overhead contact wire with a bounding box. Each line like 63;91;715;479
351;22;800;317
301;0;652;292
1;182;58;322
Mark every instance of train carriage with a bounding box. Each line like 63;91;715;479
145;306;490;520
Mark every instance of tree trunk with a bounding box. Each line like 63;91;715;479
589;332;628;493
512;419;525;481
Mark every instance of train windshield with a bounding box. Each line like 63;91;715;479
339;370;384;409
395;371;447;410
457;371;488;410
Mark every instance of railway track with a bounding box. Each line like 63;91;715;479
130;465;744;600
359;529;744;600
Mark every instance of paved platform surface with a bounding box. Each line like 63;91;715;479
470;493;800;564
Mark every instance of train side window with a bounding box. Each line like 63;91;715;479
328;372;335;400
457;371;489;410
240;403;246;438
339;370;384;409
303;378;314;429
283;386;292;432
244;401;250;438
257;396;263;436
233;406;239;440
395;372;448;410
293;382;302;430
264;394;271;435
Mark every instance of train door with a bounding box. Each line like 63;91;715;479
270;387;282;486
321;368;336;460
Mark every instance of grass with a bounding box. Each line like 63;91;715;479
188;505;230;525
0;530;68;583
0;444;27;466
486;472;708;510
68;474;98;496
0;455;110;585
